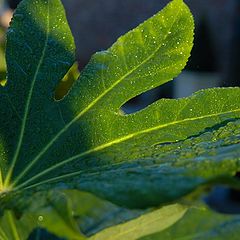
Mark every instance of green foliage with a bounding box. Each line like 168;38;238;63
55;62;80;100
0;27;6;86
0;190;187;240
89;204;187;240
0;0;240;239
142;204;240;240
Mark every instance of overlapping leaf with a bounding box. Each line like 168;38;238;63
142;204;240;240
0;190;187;240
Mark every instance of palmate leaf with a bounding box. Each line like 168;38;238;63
141;204;240;240
0;0;240;224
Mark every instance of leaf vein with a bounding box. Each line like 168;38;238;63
4;1;50;187
15;108;240;189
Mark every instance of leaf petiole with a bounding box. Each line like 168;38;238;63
7;211;21;240
0;169;3;192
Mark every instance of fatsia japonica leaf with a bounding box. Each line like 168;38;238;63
2;118;239;239
0;0;240;223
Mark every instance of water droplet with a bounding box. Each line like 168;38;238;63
7;29;14;34
38;216;43;222
14;14;24;21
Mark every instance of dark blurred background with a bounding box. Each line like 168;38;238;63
0;0;240;237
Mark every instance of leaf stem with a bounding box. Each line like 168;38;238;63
0;226;8;240
0;169;3;191
7;211;21;240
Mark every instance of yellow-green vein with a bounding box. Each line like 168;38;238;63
7;212;20;240
12;4;184;187
15;108;240;190
0;226;8;240
3;1;50;188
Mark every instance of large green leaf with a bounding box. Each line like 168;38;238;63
141;205;240;240
0;0;240;226
2;117;238;239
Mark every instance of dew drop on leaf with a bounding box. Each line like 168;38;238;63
14;14;24;21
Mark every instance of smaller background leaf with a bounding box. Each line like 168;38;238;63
55;62;80;100
141;205;240;240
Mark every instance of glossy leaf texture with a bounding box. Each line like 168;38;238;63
141;205;240;240
8;112;239;211
0;0;195;207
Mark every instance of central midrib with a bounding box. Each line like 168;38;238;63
12;5;183;187
15;107;240;190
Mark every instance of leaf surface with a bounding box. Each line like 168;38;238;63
0;211;31;240
0;0;75;189
0;190;186;240
89;204;187;240
0;192;85;240
0;0;240;220
141;205;240;240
